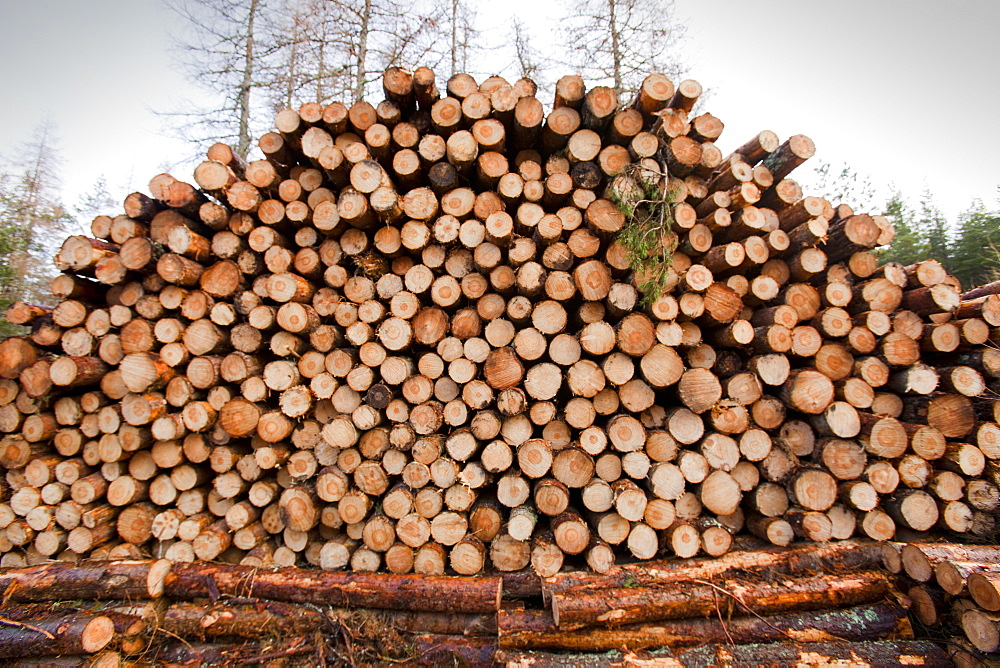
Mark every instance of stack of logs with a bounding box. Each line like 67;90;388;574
1;64;1000;578
883;541;1000;667
0;543;957;666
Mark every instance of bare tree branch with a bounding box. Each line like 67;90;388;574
561;0;688;97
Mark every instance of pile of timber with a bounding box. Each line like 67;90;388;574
0;542;957;666
883;541;1000;667
1;64;1000;579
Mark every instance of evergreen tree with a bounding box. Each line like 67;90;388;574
878;191;927;267
950;199;1000;290
0;123;76;335
917;191;951;270
0;171;29;337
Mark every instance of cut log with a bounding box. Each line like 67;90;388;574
498;603;911;652
165;561;502;613
550;569;890;629
0;560;170;601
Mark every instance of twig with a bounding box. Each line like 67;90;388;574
0;615;55;639
709;579;735;646
234;637;311;665
152;624;194;648
339;621;357;668
684;578;793;640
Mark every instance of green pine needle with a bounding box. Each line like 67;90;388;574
607;162;679;306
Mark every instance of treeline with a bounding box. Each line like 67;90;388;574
879;191;1000;291
805;162;1000;292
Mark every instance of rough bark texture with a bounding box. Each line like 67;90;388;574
549;570;891;629
165;561;503;612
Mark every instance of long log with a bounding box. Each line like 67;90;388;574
147;638;320;666
549;569;891;629
160;599;331;639
493;641;951;668
673;640;952;668
164;562;503;613
497;603;911;651
541;540;881;599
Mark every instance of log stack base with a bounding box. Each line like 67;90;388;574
0;541;967;666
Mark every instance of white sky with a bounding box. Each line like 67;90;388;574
1;0;997;223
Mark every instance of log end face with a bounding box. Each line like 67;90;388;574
81;615;116;653
147;558;173;598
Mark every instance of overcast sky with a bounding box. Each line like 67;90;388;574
1;0;997;223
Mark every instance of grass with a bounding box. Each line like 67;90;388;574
607;162;679;307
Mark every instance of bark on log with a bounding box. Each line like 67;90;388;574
541;540;880;600
498;602;911;651
160;599;330;639
0;559;170;601
0;612;115;658
164;562;502;612
674;640;951;668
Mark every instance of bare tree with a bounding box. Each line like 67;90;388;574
166;0;456;154
326;0;445;102
262;1;313;111
259;0;446;109
562;0;687;97
164;0;274;158
805;160;878;213
511;18;548;85
443;0;477;80
74;177;121;225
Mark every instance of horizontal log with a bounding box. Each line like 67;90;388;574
541;540;881;599
165;562;503;613
549;569;890;629
498;602;911;651
161;599;330;639
0;611;115;658
674;640;951;668
0;560;170;601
